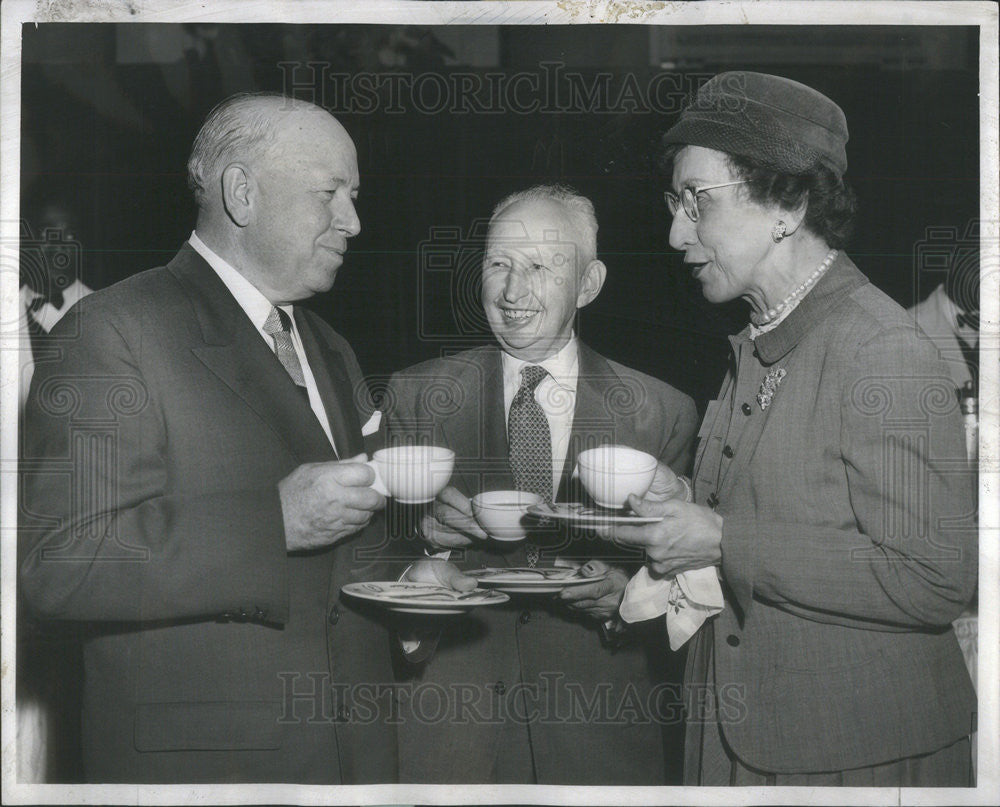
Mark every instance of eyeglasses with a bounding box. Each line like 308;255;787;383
664;180;748;222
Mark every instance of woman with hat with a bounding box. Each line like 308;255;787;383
610;72;977;785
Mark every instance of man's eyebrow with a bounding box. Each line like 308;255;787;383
318;174;359;190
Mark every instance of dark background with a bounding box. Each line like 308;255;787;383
20;23;980;413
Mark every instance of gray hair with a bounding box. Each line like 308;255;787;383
187;92;321;208
490;184;599;266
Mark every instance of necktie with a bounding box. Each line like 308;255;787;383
263;306;307;390
29;288;64;312
508;365;552;566
26;299;48;364
955;311;979;394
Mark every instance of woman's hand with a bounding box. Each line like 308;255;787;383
604;494;724;577
644;461;690;502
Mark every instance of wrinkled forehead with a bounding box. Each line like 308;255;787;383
268;106;357;163
670;145;735;188
486;201;584;265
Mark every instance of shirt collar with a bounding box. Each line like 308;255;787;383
750;252;868;365
501;335;579;391
20;278;89;307
928;282;966;332
189;230;293;330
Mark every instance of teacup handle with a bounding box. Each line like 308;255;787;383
364;458;390;497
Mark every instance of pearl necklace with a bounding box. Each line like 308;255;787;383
751;249;839;326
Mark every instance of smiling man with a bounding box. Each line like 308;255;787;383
386;185;698;784
19;94;396;783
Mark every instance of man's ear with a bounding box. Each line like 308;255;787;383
576;259;607;309
220;163;252;227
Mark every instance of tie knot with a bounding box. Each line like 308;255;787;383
520;364;548;392
956;310;979;331
263;306;293;335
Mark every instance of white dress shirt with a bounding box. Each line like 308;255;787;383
501;336;579;495
23;278;92;333
908;282;977;390
19;278;93;412
189;231;337;452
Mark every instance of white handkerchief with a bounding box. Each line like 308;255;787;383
361;409;383;437
619;565;724;651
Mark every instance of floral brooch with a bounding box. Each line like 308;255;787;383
756;367;787;410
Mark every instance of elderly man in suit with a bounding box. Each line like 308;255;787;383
387;185;699;784
19;93;397;783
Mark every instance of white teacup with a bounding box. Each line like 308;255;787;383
576;446;657;508
471;490;544;542
367;446;455;504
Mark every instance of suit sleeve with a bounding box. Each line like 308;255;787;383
720;328;977;629
658;392;699;477
384;371;420;441
19;306;290;624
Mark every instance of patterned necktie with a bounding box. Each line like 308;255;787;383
509;365;552;567
263;306;307;389
26;297;48;361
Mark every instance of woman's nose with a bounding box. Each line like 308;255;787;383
668;211;698;252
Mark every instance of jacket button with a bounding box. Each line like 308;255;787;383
518;610;531;625
336;705;350;722
726;634;740;647
493;680;506;695
328;606;340;625
741;403;752;416
723;445;734;458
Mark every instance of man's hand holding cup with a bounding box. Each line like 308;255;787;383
280;454;386;552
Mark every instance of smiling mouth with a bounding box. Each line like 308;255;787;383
499;307;540;323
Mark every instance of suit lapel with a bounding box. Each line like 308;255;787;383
714;258;867;504
557;344;636;502
169;244;335;464
436;347;513;493
294;310;363;460
715;338;770;501
432;348;513;568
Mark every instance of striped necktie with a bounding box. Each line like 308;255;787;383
263;306;307;390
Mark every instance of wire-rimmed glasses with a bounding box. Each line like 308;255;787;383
664;180;748;222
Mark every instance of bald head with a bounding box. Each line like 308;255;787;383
188;93;362;304
187;93;348;210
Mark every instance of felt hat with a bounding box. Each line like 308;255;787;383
663;72;849;175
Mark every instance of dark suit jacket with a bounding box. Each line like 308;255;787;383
386;344;698;784
687;255;977;777
19;244;398;784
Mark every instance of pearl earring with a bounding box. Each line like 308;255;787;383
771;221;787;243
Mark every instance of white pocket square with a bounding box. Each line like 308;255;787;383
361;409;383;437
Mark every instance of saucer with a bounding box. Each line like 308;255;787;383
342;581;509;614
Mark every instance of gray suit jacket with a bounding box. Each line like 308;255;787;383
687;254;977;775
19;244;398;783
386;343;698;784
